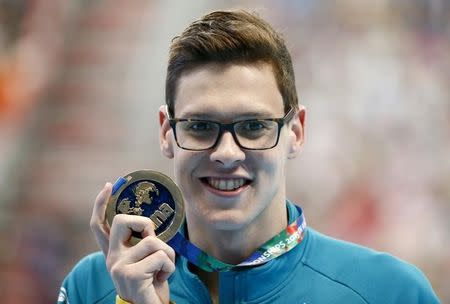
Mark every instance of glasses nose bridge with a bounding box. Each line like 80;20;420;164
215;122;241;148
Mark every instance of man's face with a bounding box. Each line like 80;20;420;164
160;63;304;231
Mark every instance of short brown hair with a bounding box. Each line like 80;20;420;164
165;10;298;117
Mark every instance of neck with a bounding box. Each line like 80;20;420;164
186;199;288;265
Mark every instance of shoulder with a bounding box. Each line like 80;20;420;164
59;251;115;303
71;251;107;273
302;228;440;304
69;251;112;284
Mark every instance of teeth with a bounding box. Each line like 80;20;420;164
207;177;246;191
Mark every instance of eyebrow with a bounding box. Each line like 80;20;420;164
177;110;278;121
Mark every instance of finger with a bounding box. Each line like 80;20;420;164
90;182;112;255
140;219;157;239
91;182;112;233
156;268;174;283
127;235;176;263
109;214;156;252
134;249;176;281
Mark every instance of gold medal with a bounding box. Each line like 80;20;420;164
106;170;185;244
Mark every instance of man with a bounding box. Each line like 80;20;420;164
58;10;440;304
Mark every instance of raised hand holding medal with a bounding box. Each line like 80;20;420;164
91;170;184;304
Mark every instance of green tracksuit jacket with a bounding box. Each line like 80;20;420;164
58;202;440;303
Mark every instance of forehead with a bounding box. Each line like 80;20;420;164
174;62;284;120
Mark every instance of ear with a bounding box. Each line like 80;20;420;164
287;105;306;159
159;105;174;159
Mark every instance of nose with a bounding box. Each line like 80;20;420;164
210;131;245;167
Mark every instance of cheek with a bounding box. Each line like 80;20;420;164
251;150;286;182
173;150;202;186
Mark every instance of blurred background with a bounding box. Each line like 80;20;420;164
0;0;448;302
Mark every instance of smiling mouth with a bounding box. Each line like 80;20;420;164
201;177;251;191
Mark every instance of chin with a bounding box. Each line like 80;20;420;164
202;209;252;231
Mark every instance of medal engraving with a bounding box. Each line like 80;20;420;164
106;170;185;244
117;181;159;216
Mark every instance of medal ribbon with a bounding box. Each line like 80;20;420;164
167;206;306;272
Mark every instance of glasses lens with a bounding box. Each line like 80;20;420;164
235;120;279;149
175;121;219;150
173;118;282;150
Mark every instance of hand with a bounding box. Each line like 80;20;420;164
90;183;176;304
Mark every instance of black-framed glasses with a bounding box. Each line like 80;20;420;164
168;108;295;151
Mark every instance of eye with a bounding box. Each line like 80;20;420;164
188;121;212;131
236;120;277;139
180;121;217;134
241;121;267;131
